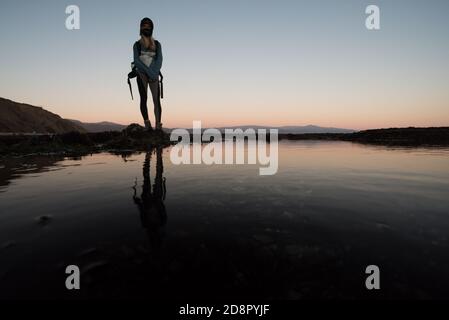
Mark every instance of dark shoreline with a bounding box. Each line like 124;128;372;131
0;124;174;157
279;127;449;146
1;126;448;157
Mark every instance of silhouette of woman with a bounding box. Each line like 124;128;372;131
132;147;167;250
133;17;163;131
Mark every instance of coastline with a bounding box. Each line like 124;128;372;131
1;126;448;157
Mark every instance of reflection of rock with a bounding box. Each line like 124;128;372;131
0;156;65;191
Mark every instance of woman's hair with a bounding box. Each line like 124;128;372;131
140;35;155;50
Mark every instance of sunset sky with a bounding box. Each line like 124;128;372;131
0;0;448;130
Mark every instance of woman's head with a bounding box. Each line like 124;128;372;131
140;17;155;50
140;17;153;38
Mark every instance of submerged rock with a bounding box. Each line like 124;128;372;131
35;215;53;225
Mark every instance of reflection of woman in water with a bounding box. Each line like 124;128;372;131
132;147;167;248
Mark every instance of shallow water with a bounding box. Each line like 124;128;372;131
1;141;449;299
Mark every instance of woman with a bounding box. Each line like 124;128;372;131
133;17;163;131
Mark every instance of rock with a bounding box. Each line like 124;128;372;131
35;215;53;225
123;123;146;136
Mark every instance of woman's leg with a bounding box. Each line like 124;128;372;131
137;73;151;127
149;79;162;129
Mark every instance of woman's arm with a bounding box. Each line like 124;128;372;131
149;41;163;74
133;42;158;80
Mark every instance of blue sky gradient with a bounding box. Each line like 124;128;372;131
0;0;448;129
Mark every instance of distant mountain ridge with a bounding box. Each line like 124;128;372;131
72;123;354;134
180;125;355;134
0;97;355;134
217;125;355;134
0;97;85;134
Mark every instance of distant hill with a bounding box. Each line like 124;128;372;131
223;125;355;134
1;97;354;135
180;125;355;134
69;119;127;132
65;123;353;134
0;97;85;134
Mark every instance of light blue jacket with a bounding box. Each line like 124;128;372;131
133;40;163;80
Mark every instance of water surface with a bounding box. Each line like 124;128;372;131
1;141;449;299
